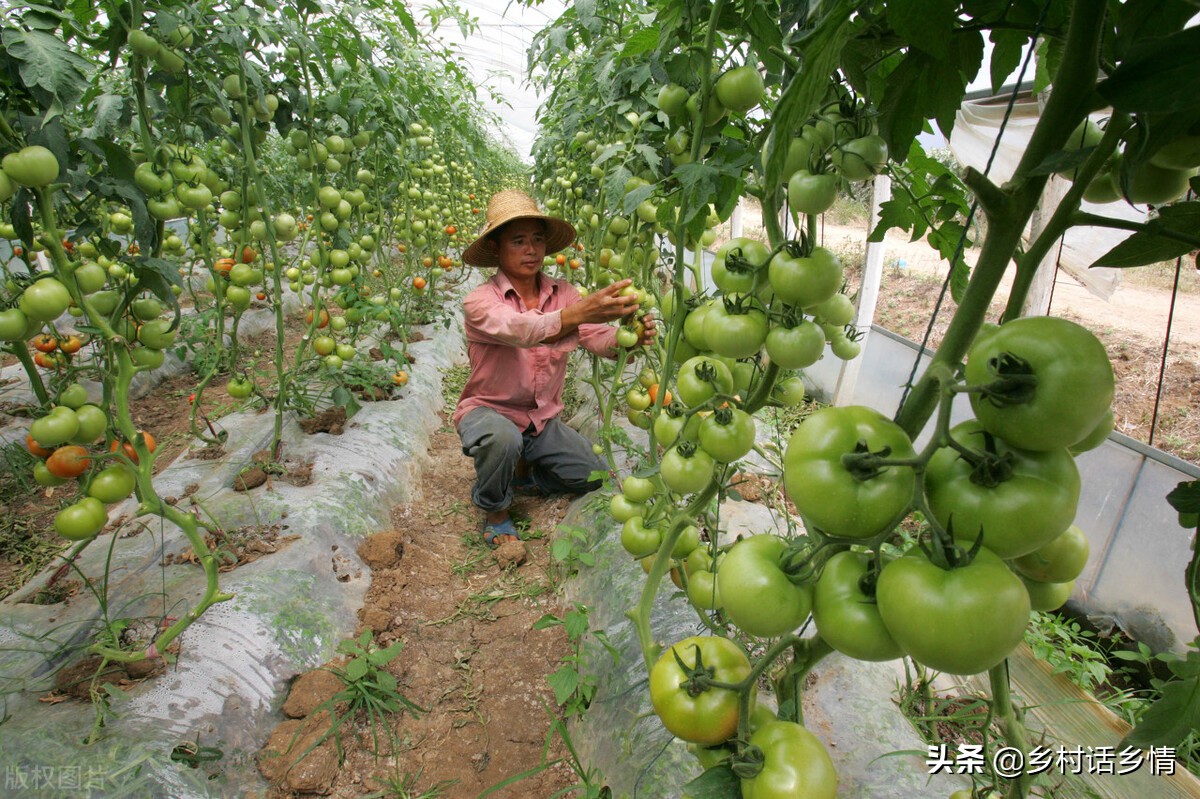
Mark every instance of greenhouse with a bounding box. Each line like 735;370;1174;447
1;0;1199;797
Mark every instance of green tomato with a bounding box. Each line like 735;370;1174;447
660;444;716;495
702;301;768;359
649;636;752;746
966;316;1114;451
675;355;734;408
787;170;837;215
2;145;60;188
87;464;137;504
137;319;177;350
714;65;765;115
30;406;80;448
768;247;842;308
783;406;916;539
1021;575;1075;612
924;419;1080;558
71;403;108;444
19;278;72;322
876;544;1031;675
657;83;690;118
622;475;657;504
717;534;813;638
226;377;254;399
686;569;723;610
832;135;888;182
697;407;756;463
0;308;31;341
130;345;165;369
765;320;825;369
1012;525;1090;583
621;516;662;558
812;551;902;661
609;492;647;523
711;238;770;295
54;497;108;541
57;383;89;409
740;721;838;799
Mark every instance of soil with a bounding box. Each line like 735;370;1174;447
256;419;583;798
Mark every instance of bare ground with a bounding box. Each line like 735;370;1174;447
256;419;584;799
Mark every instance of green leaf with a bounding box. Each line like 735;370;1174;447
1167;481;1200;516
332;386;362;419
128;257;183;319
344;657;369;683
532;613;563;631
1121;673;1200;749
1092;203;1200;267
546;666;580;705
2;28;93;108
762;0;859;192
563;607;589;640
988;29;1028;95
619;26;659;60
682;764;741;798
887;0;957;60
1099;26;1200;114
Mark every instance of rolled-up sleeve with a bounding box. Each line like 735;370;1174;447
464;291;566;347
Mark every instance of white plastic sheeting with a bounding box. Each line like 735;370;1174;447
949;97;1141;300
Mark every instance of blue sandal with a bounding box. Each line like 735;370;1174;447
482;517;522;549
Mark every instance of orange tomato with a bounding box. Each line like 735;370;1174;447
34;352;62;369
110;431;156;464
306;308;330;328
46;445;91;479
255;292;267;301
421;256;433;268
555;254;567;266
32;334;58;353
412;276;427;290
27;433;54;459
445;225;457;236
214;257;236;275
392;371;409;386
58;335;83;354
397;243;407;253
241;245;257;263
648;384;671;406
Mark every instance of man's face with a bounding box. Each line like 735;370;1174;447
495;218;547;282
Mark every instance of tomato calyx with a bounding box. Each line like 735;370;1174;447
951;429;1017;487
729;743;767;779
839;439;897;481
919;522;986;571
975;351;1040;407
670;643;740;697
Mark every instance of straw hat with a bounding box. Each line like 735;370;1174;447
461;190;576;267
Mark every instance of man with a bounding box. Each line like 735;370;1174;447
453;190;656;547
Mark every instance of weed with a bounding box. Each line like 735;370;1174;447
534;603;617;719
548;524;596;586
326;630;424;758
1024;612;1112;694
366;767;456;798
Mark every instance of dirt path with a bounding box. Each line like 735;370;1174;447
257;412;582;798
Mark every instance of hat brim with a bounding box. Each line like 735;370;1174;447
461;215;576;268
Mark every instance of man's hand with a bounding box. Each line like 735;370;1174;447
637;313;658;346
561;279;641;330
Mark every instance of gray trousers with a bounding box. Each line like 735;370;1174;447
457;407;605;512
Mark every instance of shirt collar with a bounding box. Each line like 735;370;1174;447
492;270;557;304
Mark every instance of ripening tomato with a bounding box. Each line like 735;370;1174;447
649;636;752;746
740;721;837;799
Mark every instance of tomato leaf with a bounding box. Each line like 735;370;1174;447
682;764;740;798
1120;672;1200;749
878;32;983;159
332;386;362;420
1098;26;1200;114
1;27;93;109
988;28;1028;95
1091;202;1200;267
1167;481;1200;516
618;26;658;60
1111;0;1198;63
887;0;957;60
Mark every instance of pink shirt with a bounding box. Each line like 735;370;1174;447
453;271;617;434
